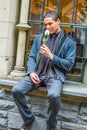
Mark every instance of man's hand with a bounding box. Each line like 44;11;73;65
30;72;41;84
40;45;53;59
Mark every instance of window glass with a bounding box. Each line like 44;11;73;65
62;26;86;76
74;0;87;24
44;0;57;13
30;24;41;38
30;0;43;20
60;0;73;23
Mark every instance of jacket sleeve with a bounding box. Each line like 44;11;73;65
52;38;76;71
27;34;41;74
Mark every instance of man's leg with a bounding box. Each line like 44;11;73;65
46;78;63;129
12;76;39;125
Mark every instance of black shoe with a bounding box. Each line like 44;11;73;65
47;125;50;130
21;123;32;130
21;117;35;130
47;125;55;130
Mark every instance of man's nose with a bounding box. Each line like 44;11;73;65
46;24;50;29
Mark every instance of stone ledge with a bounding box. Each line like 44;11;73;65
0;79;87;103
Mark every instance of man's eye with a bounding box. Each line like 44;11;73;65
49;23;52;26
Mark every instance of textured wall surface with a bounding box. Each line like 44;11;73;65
0;0;20;77
0;88;87;130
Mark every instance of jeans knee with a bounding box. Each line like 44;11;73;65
49;95;60;101
48;94;61;107
48;90;61;98
12;85;20;96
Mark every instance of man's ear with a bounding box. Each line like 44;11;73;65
57;19;60;24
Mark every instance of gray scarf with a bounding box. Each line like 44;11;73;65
36;29;67;76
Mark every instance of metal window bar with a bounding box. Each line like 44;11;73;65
81;29;87;80
56;0;60;14
70;0;76;36
40;0;46;33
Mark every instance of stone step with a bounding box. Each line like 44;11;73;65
30;117;47;130
8;111;59;130
30;117;59;130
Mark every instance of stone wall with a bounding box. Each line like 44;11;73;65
0;87;87;130
0;0;20;78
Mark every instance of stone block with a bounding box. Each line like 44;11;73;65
78;115;87;125
0;99;16;111
0;38;16;57
0;22;9;38
8;112;23;130
0;110;7;118
0;118;7;130
29;96;48;107
80;105;87;115
31;104;47;118
61;101;79;112
9;0;20;23
31;117;60;130
0;57;14;77
0;22;17;39
30;117;46;130
0;0;10;22
0;39;7;56
0;89;13;101
0;0;20;22
8;112;47;130
58;110;78;123
4;38;17;57
62;122;87;130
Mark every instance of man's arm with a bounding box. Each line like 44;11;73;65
27;34;42;74
51;39;76;71
27;34;42;84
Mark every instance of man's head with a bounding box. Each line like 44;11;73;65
44;11;61;34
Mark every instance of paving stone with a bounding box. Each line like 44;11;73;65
8;112;23;130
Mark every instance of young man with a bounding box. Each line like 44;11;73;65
12;11;76;130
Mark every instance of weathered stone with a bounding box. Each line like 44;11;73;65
61;101;79;112
0;99;16;111
62;122;87;130
78;115;87;125
0;82;87;130
0;110;7;118
0;0;11;22
58;110;78;123
29;96;48;107
8;112;23;130
0;0;20;77
0;90;13;101
80;105;87;115
30;117;46;130
31;104;47;118
0;57;15;77
0;118;7;130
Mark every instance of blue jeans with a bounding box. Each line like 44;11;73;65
12;75;63;128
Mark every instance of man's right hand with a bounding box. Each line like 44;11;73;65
30;72;41;84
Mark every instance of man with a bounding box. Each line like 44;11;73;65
12;11;76;130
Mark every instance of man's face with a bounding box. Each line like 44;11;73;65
44;17;60;34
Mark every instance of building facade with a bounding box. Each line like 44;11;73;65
0;0;87;84
0;0;87;130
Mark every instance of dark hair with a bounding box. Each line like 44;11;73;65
44;11;60;21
